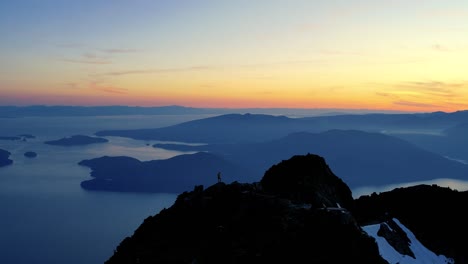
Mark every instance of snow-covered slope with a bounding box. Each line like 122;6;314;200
362;218;454;264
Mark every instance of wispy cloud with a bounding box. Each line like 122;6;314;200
94;86;128;94
63;82;80;89
100;48;139;54
60;58;112;65
98;60;323;77
393;100;440;108
89;82;128;94
397;81;464;98
376;80;468;110
99;66;218;76
60;52;113;65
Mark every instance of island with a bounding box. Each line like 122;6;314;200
0;136;21;141
0;149;13;167
24;151;37;158
78;152;250;193
44;135;109;146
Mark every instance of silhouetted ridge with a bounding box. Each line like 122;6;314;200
104;154;386;264
260;153;354;210
355;184;468;264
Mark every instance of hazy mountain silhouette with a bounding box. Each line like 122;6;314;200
0;105;216;117
395;122;468;162
96;113;319;143
155;130;468;189
0;105;409;118
96;111;468;144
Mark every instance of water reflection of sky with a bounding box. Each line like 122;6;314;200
1;115;468;264
353;178;468;199
0;115;206;264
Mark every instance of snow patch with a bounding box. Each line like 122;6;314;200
362;218;454;264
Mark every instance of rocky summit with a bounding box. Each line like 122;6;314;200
105;153;386;264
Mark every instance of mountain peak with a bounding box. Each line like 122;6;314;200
260;153;354;210
105;154;386;264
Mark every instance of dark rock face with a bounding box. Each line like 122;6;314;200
260;153;354;210
0;149;13;167
377;219;415;258
24;151;37;158
44;135;108;146
355;184;468;264
105;154;387;264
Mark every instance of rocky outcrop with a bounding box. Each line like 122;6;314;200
105;154;387;264
355;184;468;264
260;153;354;210
376;218;415;258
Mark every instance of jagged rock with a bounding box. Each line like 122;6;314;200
355;184;468;263
377;219;415;258
105;154;387;264
260;153;355;210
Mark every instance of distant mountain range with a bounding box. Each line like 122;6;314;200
0;105;414;117
80;128;468;197
85;112;468;193
153;129;468;190
95;111;468;144
0;105;213;117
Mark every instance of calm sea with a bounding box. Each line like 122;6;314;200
0;115;212;264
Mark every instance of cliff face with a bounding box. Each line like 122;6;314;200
104;153;464;264
105;154;386;264
355;184;468;264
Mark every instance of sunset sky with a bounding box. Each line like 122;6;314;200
1;0;468;112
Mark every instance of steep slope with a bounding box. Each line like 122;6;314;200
362;218;454;264
355;184;468;264
104;154;387;264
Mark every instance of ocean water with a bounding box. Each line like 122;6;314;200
0;115;211;264
1;114;467;264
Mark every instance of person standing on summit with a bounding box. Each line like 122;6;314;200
217;172;222;183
